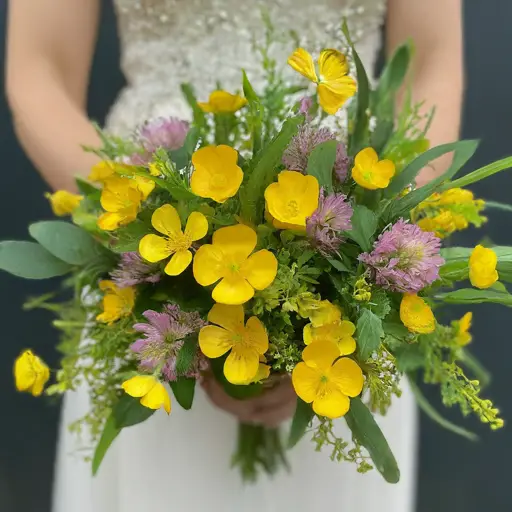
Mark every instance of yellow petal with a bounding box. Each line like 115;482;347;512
30;362;50;397
151;204;182;237
164;249;192;276
400;294;436;334
193;245;226;286
89;161;116;182
292;362;321;403
312;383;350;418
185;212;208;241
98;280;117;292
96;294;124;324
354;147;379;169
309;300;342;327
338;320;356;337
212;224;257;261
139;234;172;263
287;48;318;83
122;375;157;398
207;303;245;332
459;312;473;333
318;49;349;81
46;190;83;216
241;249;278;290
199;90;248;114
212;276;254;305
198;325;234;358
318;79;357;115
133;176;155;200
140;382;171;414
244;316;269;354
337;336;357;356
469;245;499;289
302;341;339;372
223;345;260;385
329;357;364;397
14;350;49;396
303;323;314;345
97;212;124;231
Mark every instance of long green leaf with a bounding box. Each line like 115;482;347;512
356;309;384;360
436;288;512;307
170;377;196;410
288;398;315;449
242;70;263;155
345;398;400;483
386;140;479;219
408;377;477;441
376;42;412;99
306;140;337;193
113;394;156;428
0;241;72;279
29;221;100;266
180;83;206;130
92;414;120;476
342;21;370;155
484;200;512;213
345;205;378;252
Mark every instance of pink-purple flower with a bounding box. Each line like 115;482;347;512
131;304;207;381
138;117;189;153
282;124;349;183
359;219;445;293
306;190;353;254
111;252;161;288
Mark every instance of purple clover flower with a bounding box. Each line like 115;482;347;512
282;124;350;183
306;189;353;255
139;117;189;153
359;219;445;293
131;304;207;381
110;252;161;288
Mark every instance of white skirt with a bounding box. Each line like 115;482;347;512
53;381;417;512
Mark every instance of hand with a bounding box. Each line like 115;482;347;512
201;373;297;428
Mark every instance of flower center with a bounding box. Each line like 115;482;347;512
166;232;192;252
320;374;329;384
286;200;300;218
211;173;228;189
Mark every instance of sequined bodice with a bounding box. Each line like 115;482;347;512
107;0;386;135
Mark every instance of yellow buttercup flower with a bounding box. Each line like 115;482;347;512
352;147;395;190
400;294;435;334
198;304;268;384
264;171;319;231
454;312;473;346
122;375;171;414
198;90;248;114
287;48;357;115
139;204;208;276
469;245;499;289
190;145;243;203
193;224;278;305
14;350;50;397
292;341;363;418
96;280;135;324
89;161;137;183
45;190;83;216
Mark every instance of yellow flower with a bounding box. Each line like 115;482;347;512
292;341;363;418
193;224;278;305
89;161;137;183
455;312;473;346
287;48;357;115
45;190;83;216
139;204;208;276
122;375;171;414
400;294;436;334
198;304;268;384
14;350;50;397
304;313;357;357
190;145;243;203
469;245;499;289
264;171;319;231
198;90;248;114
96;280;135;324
352;147;395;190
439;188;475;205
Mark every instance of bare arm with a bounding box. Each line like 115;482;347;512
387;0;464;186
6;0;102;191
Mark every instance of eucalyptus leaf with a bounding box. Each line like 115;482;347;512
345;205;378;252
170;377;196;410
306;140;337;193
345;397;400;483
288;398;315;449
29;221;100;266
356;309;384;360
0;241;72;279
436;288;512;307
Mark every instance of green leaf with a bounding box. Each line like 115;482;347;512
441;246;512;263
29;221;100;266
484;200;512;213
242;70;263;155
342;21;370;155
75;177;100;197
439;260;469;281
440;156;512;190
180;83;206;129
306;140;337;193
297;250;315;267
109;220;149;253
288;398;315;449
386;140;479;219
0;241;72;279
345;205;378;252
92;414;120;476
328;258;350;272
356;309;384;360
175;335;198;375
113;394;156;428
369;288;391;319
371;119;394;155
170;377;196;410
376;42;411;99
408;377;477;441
345;397;400;483
436;288;512;307
382;320;411;340
169;146;190;170
241;115;303;223
394;344;425;372
184;126;200;155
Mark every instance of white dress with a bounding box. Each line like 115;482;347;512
53;1;418;511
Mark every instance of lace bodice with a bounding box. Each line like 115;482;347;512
107;0;386;135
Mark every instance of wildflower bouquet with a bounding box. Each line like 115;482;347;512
5;26;511;484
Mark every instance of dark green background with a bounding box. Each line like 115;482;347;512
0;1;510;510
